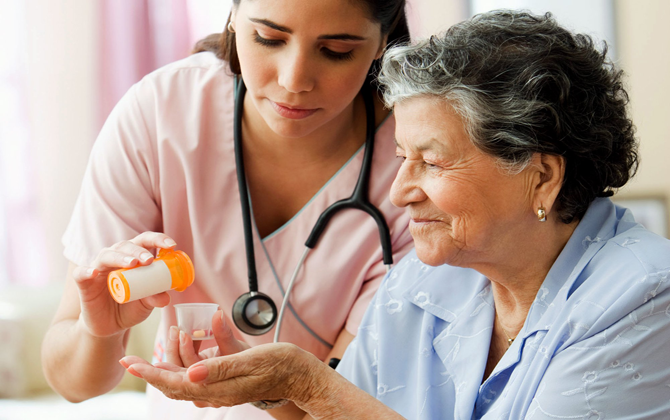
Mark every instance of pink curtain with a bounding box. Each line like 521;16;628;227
0;1;48;287
99;0;194;125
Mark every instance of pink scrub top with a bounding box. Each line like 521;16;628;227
62;52;413;419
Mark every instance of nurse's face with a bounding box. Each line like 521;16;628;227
390;97;536;268
232;0;385;138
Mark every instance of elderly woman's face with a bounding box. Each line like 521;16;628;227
391;97;536;268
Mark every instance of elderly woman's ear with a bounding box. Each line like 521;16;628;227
528;153;566;222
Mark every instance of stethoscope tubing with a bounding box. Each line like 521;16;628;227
274;247;311;343
233;75;394;342
233;78;259;292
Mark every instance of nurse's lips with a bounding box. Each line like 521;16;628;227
270;101;318;119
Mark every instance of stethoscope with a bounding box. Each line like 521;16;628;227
231;76;394;342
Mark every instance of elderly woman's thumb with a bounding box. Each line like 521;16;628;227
187;362;210;382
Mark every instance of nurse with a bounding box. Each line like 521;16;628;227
41;0;412;419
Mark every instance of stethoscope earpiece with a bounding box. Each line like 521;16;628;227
232;291;278;336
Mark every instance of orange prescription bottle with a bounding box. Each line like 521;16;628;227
107;248;194;304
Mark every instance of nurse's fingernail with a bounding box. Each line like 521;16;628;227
169;326;178;341
179;330;186;345
140;252;153;262
86;268;95;277
164;239;177;247
127;366;143;379
123;256;135;264
119;358;129;369
187;364;209;382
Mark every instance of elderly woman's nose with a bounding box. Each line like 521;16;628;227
390;164;424;207
278;49;315;93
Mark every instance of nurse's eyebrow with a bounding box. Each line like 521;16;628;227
249;17;367;41
249;18;292;33
318;33;367;41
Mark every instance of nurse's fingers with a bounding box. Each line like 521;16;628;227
178;331;203;367
71;266;98;283
89;247;143;273
141;291;171;309
165;326;184;367
129;231;177;251
213;310;248;356
108;239;156;265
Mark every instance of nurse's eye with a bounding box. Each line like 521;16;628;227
254;34;283;47
322;48;354;62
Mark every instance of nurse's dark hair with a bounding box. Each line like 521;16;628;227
378;10;638;224
192;0;409;81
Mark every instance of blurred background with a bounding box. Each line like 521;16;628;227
0;0;668;418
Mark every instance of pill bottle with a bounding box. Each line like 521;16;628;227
107;248;194;304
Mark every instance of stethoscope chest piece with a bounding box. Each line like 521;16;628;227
232;291;277;335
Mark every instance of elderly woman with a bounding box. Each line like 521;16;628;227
122;10;670;419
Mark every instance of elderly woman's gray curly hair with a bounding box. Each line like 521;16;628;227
378;10;638;224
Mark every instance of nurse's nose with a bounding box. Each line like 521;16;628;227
390;160;426;208
278;48;315;93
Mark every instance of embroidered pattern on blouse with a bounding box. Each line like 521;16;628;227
582;235;602;249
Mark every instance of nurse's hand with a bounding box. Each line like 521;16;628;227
166;310;249;366
73;231;175;338
121;343;322;410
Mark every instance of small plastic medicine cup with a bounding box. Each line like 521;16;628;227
174;303;219;340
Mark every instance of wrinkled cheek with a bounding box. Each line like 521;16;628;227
448;217;467;248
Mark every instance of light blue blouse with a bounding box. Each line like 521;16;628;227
338;198;670;419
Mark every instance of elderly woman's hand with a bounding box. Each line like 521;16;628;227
125;309;249;408
120;343;321;410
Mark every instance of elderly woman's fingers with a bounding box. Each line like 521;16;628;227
152;362;185;372
127;362;219;405
193;401;220;408
119;356;153;378
185;343;294;384
212;310;249;355
184;343;320;404
123;345;321;408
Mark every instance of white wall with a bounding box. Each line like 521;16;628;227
615;0;670;198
